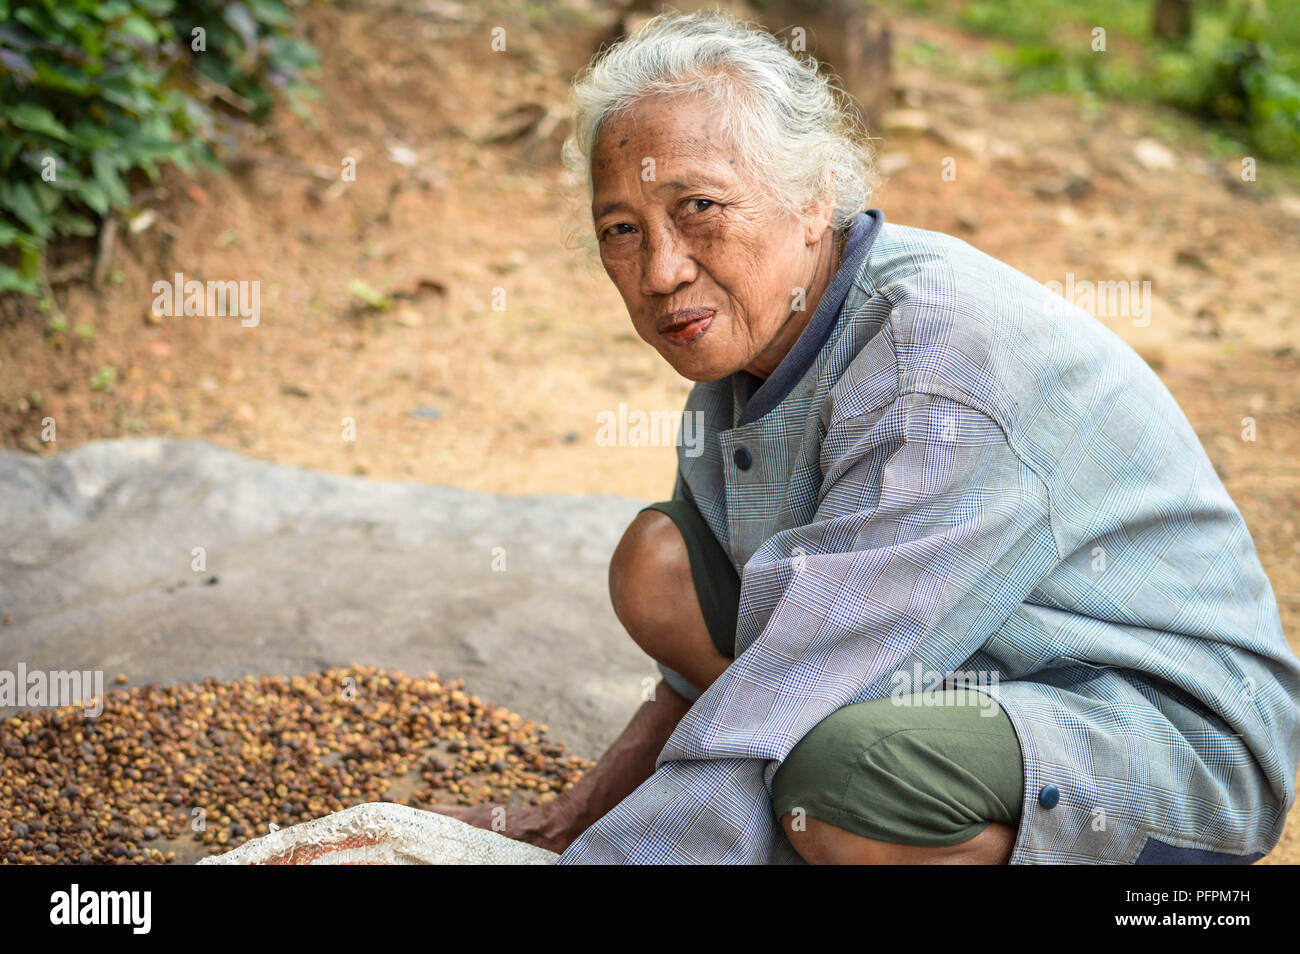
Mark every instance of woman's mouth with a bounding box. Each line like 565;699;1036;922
657;308;715;344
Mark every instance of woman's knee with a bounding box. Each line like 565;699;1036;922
781;812;1015;865
773;695;1023;862
608;509;694;657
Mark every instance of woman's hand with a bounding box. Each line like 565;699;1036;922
427;686;693;856
427;801;580;854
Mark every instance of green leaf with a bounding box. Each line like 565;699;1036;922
89;366;117;392
31;58;97;96
0;136;21;167
49;206;97;237
0;181;49;234
32;181;63;215
6;102;72;142
91;150;131;208
0;219;27;246
79;180;109;216
68;120;119;152
245;0;294;28
0;264;41;296
348;279;393;311
223;3;262;55
92;1;134;21
118;15;161;46
13;8;57;40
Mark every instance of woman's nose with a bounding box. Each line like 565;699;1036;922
640;230;696;296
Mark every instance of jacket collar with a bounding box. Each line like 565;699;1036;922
732;208;884;427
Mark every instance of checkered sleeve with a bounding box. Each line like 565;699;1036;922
558;392;1064;863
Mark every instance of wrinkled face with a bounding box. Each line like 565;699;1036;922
591;93;832;382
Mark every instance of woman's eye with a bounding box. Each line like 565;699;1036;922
601;223;635;240
686;198;715;214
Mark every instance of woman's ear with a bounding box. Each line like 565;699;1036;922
800;198;836;244
801;174;836;243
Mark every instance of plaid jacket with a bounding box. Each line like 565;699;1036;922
558;210;1300;864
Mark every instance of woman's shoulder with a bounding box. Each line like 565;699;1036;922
837;221;1164;435
852;221;1061;345
830;222;1029;427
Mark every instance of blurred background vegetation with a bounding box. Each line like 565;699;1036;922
0;0;318;296
900;0;1300;161
2;0;1298;300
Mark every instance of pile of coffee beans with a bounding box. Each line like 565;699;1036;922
0;666;590;864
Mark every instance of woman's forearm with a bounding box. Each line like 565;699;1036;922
548;680;693;840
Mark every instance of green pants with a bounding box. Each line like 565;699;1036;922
642;499;1025;847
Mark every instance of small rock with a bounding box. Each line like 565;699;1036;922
1192;307;1222;338
1276;195;1300;219
876;152;912;176
385;139;420;168
481;103;549;145
1133;138;1176;171
1175;248;1210;271
128;210;157;234
1033;174;1093;201
883;109;933;135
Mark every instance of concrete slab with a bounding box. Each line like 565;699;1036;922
0;439;656;759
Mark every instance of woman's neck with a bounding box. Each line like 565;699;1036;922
743;227;843;380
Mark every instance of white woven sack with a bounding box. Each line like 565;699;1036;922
198;802;558;865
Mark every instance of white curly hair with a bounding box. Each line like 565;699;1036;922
563;8;877;232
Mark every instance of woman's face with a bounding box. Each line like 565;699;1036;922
591;93;833;382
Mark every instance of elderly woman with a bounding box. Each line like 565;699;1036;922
443;10;1300;864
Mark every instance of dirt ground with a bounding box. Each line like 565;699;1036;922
2;0;1298;862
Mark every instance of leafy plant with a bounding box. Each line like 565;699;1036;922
169;0;318;119
0;0;318;297
88;365;116;391
1160;1;1300;161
